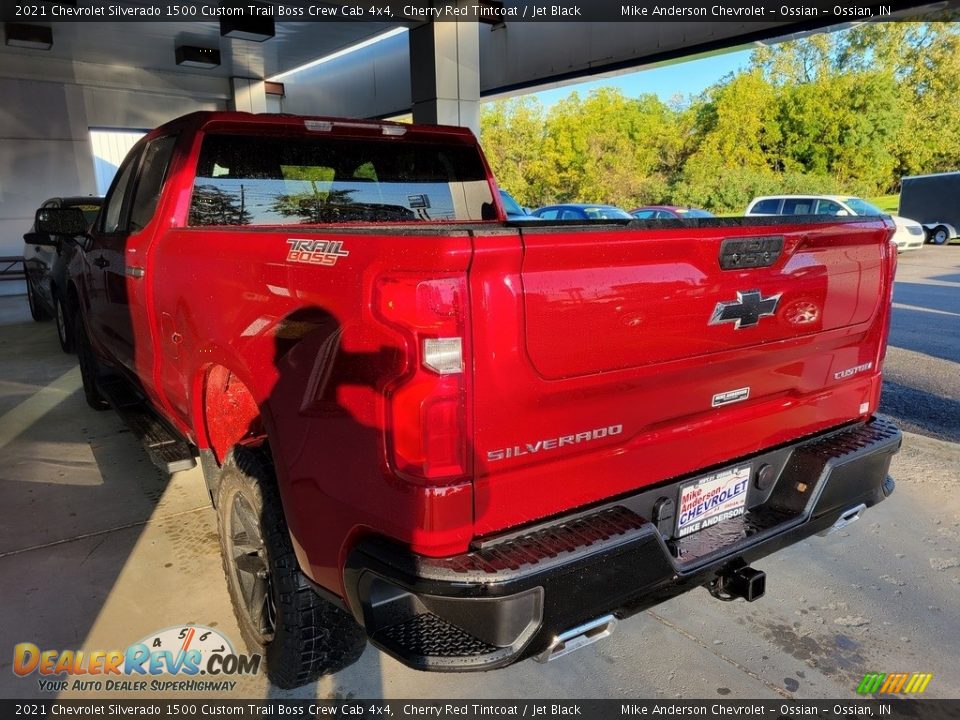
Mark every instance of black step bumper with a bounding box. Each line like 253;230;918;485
343;417;901;672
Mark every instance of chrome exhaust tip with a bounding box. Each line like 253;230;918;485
534;614;617;663
818;503;867;537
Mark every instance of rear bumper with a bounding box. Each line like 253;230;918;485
343;416;901;672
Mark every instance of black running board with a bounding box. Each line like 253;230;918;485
97;376;197;474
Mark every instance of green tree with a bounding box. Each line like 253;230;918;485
480;97;549;206
479;21;960;212
673;70;783;212
539;88;681;207
844;22;960;181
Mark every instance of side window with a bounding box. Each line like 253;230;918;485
129;136;177;232
815;199;844;215
633;210;654;219
655;211;673;219
560;209;584;220
537;209;559;220
750;199;781;214
101;151;139;234
781;198;815;215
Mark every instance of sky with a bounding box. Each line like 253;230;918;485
526;47;754;107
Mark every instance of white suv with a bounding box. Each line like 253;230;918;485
745;195;925;252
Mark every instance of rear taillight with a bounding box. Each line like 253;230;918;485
869;221;898;415
877;220;898;366
375;275;470;484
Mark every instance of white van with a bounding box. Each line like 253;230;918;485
745;195;925;252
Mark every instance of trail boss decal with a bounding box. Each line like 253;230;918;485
286;239;349;266
487;425;623;462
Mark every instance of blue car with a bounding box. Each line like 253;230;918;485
531;203;633;220
499;190;540;222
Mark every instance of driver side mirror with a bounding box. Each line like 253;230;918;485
23;231;59;247
34;206;88;236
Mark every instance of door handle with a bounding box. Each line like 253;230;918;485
125;266;145;279
93;257;109;269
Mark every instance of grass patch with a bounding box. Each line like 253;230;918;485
868;194;899;213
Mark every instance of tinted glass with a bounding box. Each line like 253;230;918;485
632;210;655;219
750;199;780;214
843;198;883;215
189;134;494;226
130;136;177;232
781;198;816;215
499;190;524;216
679;208;715;218
815;199;845;215
536;209;559;220
581;207;632;220
102;154;138;233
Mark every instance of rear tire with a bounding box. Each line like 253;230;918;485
55;294;74;353
74;318;109;411
26;279;49;322
216;445;366;689
931;225;949;245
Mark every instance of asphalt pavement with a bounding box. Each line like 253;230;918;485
883;247;960;442
0;245;956;701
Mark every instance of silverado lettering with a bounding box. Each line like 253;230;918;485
65;111;900;688
487;424;624;461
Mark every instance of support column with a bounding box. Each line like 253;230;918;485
230;77;268;113
409;10;480;135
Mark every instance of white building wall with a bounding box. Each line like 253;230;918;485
0;57;230;295
90;130;147;195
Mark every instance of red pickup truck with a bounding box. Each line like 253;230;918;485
45;111;900;688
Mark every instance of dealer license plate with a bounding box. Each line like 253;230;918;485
675;465;751;538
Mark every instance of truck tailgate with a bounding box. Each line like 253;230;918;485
468;219;894;536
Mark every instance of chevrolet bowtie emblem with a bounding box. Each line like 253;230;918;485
709;290;781;329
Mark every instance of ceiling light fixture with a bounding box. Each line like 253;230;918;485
220;6;274;42
175;45;221;69
5;23;53;50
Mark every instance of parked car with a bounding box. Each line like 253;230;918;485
55;111;900;687
744;195;924;252
499;190;540;221
22;196;103;351
631;205;715;219
532;203;633;220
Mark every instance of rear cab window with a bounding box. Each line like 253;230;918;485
188;133;496;226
